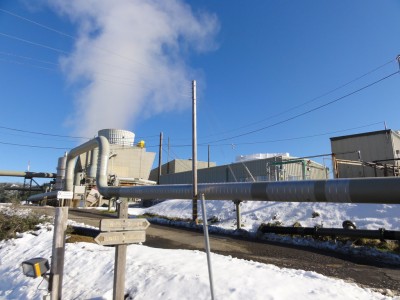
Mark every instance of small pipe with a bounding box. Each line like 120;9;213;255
259;226;400;240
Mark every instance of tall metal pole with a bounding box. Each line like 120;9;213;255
158;132;163;184
200;193;216;300
167;137;170;174
192;80;198;223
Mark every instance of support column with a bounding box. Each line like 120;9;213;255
233;200;242;230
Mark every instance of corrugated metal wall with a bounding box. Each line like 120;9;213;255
331;130;400;178
157;156;327;184
107;145;156;179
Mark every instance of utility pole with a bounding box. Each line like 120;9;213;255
167;137;170;174
192;80;198;223
158;132;163;184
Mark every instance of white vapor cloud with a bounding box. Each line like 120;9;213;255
47;0;219;137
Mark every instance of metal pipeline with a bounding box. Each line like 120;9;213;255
62;137;400;204
27;191;58;203
0;170;56;178
258;226;400;240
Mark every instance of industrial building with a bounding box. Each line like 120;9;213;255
149;159;216;182
151;153;328;185
76;129;155;184
29;129;156;206
330;129;400;178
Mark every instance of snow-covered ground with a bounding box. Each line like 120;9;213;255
1;202;400;299
129;200;400;232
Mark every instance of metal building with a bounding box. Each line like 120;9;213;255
152;154;328;185
149;159;216;180
330;129;400;178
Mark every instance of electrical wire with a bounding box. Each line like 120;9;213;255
0;125;90;140
203;70;399;144
209;121;384;147
0;140;71;150
0;8;194;91
201;59;396;139
0;55;192;97
0;32;69;55
165;121;384;148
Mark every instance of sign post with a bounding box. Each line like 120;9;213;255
94;201;150;300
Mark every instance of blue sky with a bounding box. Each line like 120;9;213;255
0;0;400;183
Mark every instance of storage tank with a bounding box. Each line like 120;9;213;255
98;129;135;146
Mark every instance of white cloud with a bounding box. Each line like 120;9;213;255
47;0;219;137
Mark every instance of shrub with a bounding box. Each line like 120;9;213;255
0;211;47;241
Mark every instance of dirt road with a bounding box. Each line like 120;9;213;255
29;206;400;295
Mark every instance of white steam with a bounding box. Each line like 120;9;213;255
48;0;219;137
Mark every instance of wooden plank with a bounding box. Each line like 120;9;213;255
95;231;146;245
100;218;150;232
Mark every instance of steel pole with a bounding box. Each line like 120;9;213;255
200;193;215;300
192;80;198;222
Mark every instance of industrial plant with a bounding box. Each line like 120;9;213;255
2;128;400;206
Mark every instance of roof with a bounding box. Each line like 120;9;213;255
330;129;400;141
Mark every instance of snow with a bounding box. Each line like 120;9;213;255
131;200;400;231
1;203;400;299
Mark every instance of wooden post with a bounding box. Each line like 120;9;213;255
49;207;68;300
113;200;129;300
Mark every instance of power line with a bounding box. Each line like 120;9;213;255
167;121;384;148
0;8;193;90
209;121;384;147
204;70;399;144
0;54;192;97
0;140;70;150
0;32;69;55
0;125;90;140
202;59;396;139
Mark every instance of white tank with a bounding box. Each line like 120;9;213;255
98;129;135;146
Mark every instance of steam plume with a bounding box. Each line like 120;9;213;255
47;0;219;137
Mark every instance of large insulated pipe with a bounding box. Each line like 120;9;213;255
28;191;58;203
55;153;67;190
88;148;99;178
0;170;57;178
63;137;400;204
